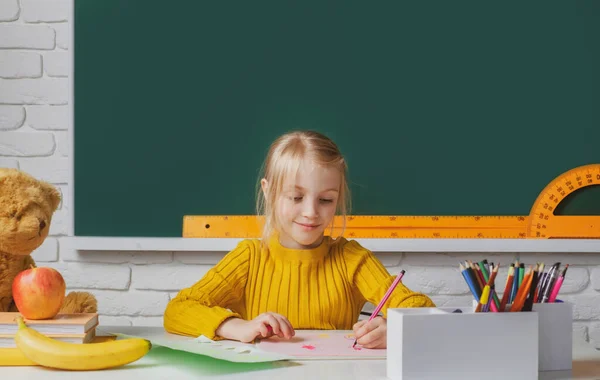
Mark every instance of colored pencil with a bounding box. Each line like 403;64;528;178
470;261;485;292
510;261;520;303
522;265;540;311
537;262;557;301
486;286;499;312
533;263;545;303
541;263;561;303
479;261;489;283
487;263;500;310
518;262;525;288
477;262;490;293
460;263;480;301
548;264;569;302
465;262;482;297
352;270;405;348
470;263;500;313
475;285;490;312
499;265;515;312
510;266;533;312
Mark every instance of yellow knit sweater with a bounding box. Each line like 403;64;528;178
163;235;435;339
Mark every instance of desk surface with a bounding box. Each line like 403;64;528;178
3;326;600;380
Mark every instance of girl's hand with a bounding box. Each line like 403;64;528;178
216;312;295;343
352;316;387;349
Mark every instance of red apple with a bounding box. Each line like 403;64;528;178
12;266;66;320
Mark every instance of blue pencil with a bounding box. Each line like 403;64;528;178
460;263;480;301
510;264;520;303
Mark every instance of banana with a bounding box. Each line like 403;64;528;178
14;316;152;370
0;348;38;366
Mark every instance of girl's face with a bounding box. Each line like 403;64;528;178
264;158;341;249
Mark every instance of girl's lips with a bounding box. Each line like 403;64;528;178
295;222;320;228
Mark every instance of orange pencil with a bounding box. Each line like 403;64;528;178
515;267;534;311
508;266;530;312
510;266;534;312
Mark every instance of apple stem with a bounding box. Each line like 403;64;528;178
29;264;34;269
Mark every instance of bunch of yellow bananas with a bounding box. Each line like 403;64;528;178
8;316;151;370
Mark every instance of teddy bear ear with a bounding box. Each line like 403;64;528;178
40;181;61;211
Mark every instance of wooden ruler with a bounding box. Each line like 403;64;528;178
183;164;600;239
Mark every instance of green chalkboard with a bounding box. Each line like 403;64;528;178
74;1;600;237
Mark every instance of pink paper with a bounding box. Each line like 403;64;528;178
256;330;385;359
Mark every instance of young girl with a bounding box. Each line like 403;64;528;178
164;130;435;349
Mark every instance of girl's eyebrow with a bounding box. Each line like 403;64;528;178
294;185;339;192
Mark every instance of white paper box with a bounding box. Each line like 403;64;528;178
533;302;573;371
387;307;538;380
470;300;573;372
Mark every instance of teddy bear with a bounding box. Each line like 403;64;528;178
0;167;97;314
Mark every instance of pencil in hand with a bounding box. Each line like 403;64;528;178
352;270;406;348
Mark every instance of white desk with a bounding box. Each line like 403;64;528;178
3;326;600;380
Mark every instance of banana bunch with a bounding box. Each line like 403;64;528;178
14;316;152;370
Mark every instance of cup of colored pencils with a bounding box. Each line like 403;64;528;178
459;259;569;312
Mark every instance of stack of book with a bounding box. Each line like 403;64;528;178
0;312;99;348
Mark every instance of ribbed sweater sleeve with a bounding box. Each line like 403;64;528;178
344;240;436;316
163;240;252;339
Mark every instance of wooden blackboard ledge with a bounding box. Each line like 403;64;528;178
67;236;600;253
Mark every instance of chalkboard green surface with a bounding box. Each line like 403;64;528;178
74;1;600;237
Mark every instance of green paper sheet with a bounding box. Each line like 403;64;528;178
104;326;290;363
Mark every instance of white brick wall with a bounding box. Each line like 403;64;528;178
1;0;600;351
0;52;42;78
0;105;25;130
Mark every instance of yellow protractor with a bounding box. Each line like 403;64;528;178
183;164;600;239
527;163;600;238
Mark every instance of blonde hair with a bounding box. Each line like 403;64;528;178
256;130;350;244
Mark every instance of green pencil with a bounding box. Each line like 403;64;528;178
518;263;525;288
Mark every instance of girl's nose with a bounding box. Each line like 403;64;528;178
302;200;318;217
